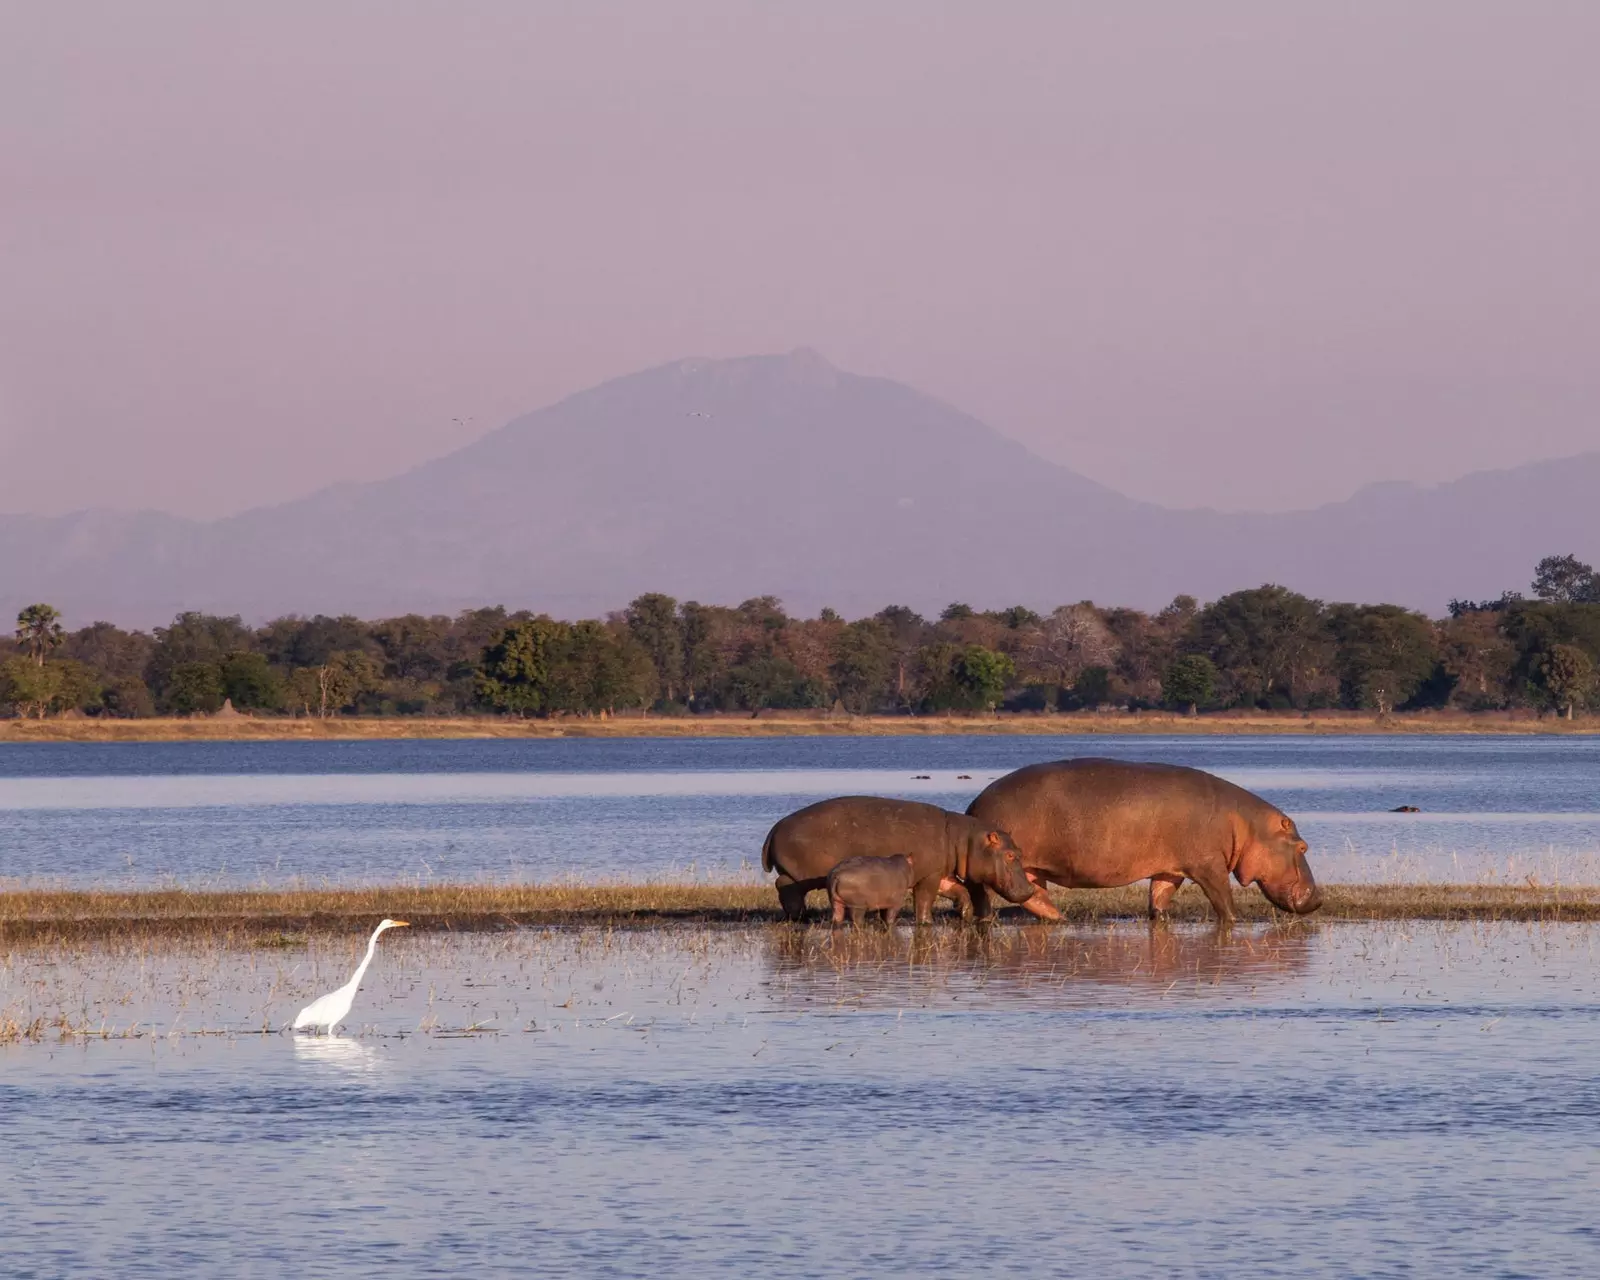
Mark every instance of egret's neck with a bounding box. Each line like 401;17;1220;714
345;929;384;992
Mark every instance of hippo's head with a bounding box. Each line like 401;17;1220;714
1235;810;1323;915
964;828;1037;904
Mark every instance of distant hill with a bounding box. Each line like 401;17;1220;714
0;349;1594;626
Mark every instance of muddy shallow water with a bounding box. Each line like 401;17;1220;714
3;921;1598;1277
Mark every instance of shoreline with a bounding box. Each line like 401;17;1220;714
0;710;1593;743
4;882;1600;941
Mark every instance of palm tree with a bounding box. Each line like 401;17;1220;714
15;603;64;667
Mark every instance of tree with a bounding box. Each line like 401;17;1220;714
1032;603;1119;690
829;620;894;713
737;596;788;632
1196;585;1327;707
916;642;1016;712
952;646;1014;711
1071;665;1113;709
220;652;283;711
284;668;322;718
145;612;254;701
475;619;563;716
15;604;64;666
370;614;452;682
542;620;656;714
1531;555;1599;604
1162;654;1217;715
162;662;226;715
1499;601;1600;708
1535;644;1595;719
589;628;658;713
940;602;975;622
680;601;729;709
62;621;153;682
875;606;927;707
285;651;382;718
0;657;61;717
98;677;155;718
1437;611;1516;709
722;653;826;712
995;605;1040;629
257;614;373;669
624;593;684;704
1326;604;1438;714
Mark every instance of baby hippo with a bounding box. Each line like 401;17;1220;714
829;853;917;927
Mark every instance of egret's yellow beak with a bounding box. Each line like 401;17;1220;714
393;921;411;927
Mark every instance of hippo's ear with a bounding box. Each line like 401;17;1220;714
984;830;1001;848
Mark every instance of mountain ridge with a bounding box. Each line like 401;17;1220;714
1;350;1593;626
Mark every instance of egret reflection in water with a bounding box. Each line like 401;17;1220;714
291;1033;385;1073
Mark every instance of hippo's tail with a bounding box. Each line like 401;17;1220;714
761;829;776;873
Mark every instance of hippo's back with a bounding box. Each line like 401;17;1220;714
762;796;953;880
967;759;1267;868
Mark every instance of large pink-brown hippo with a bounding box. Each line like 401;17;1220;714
761;796;1040;923
966;759;1323;924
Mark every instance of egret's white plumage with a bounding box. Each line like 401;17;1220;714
292;918;409;1034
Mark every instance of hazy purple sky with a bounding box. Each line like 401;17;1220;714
4;2;1598;519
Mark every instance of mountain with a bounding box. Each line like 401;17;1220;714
0;349;1593;626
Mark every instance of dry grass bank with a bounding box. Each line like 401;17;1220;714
0;709;1592;743
4;881;1600;943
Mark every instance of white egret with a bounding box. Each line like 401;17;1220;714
292;919;409;1034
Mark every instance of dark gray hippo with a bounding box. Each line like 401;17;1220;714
761;796;1043;923
966;758;1324;924
828;853;917;926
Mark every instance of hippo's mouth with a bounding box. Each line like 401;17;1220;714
1265;882;1324;915
1019;889;1062;920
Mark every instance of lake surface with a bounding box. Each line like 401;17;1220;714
1;735;1598;888
3;921;1599;1277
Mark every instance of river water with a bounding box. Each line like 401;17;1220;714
1;734;1598;887
3;921;1599;1277
4;735;1600;1275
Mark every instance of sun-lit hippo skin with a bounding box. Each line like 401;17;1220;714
761;796;1040;924
966;759;1324;924
827;853;918;927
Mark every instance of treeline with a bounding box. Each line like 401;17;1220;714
4;555;1599;721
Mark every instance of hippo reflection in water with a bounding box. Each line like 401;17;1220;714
967;759;1324;925
763;921;1316;1002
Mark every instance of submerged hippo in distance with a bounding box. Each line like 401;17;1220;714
966;759;1323;925
761;797;1044;924
828;853;917;927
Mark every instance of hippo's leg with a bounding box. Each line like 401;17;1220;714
911;877;940;925
1148;874;1184;919
938;877;974;919
1189;864;1237;926
776;875;810;922
883;902;900;929
848;906;867;928
965;882;994;922
830;896;846;926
